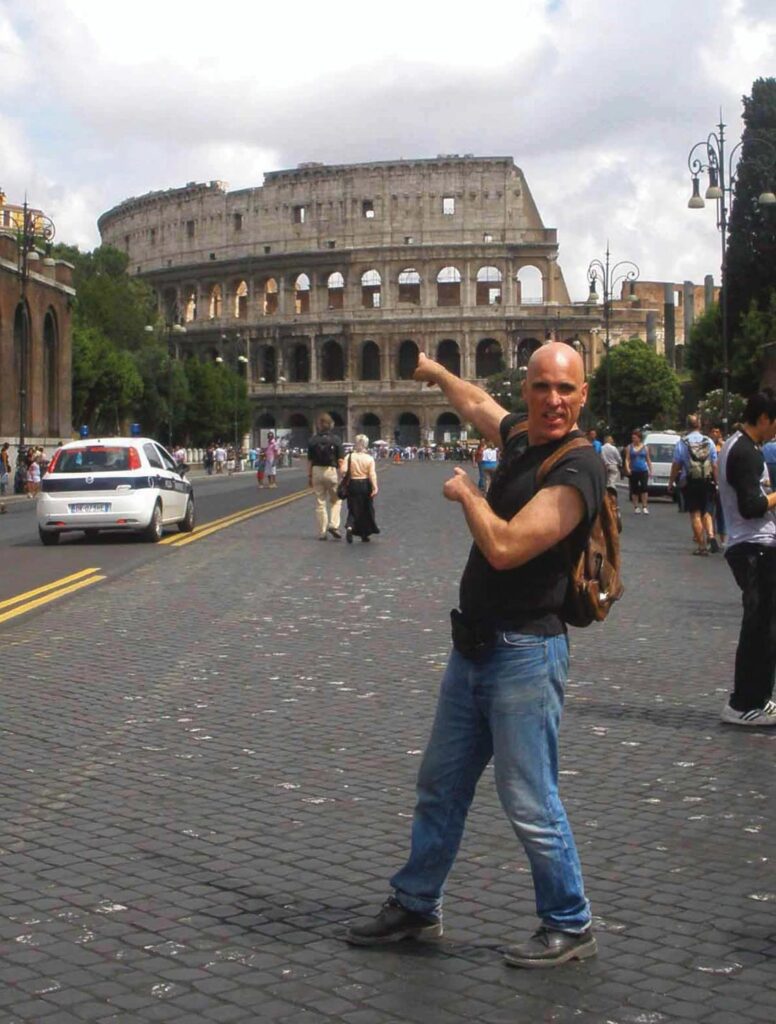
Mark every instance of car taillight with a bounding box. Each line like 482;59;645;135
128;447;141;470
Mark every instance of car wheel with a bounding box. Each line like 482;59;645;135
39;527;60;546
144;502;163;542
178;497;195;533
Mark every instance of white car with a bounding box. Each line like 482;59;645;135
37;437;194;545
643;430;680;497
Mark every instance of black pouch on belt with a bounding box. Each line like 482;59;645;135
450;609;496;660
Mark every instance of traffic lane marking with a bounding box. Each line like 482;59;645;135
0;567;102;611
163;487;311;547
0;571;105;624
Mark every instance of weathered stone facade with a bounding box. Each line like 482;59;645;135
98;157;713;444
0;201;74;446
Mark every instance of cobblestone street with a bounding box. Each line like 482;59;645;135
1;462;774;1024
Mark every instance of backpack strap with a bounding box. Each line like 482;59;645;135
536;436;592;485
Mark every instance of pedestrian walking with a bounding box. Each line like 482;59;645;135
214;444;226;474
480;442;499;494
263;432;279;488
204;445;215;476
624;429;652;514
307;414;344;540
346;343;604;968
668;415;719;555
341;434;380;543
717;390;776;726
26;453;41;499
0;442;10;513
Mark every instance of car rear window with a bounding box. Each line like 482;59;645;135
647;443;678;463
51;446;132;473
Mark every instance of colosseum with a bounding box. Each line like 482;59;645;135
98;156;710;447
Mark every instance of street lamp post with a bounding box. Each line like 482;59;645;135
686;115;776;432
586;244;640;432
216;333;249;453
15;200;55;457
145;320;186;448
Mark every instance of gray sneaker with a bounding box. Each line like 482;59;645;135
345;897;442;946
503;926;597;968
720;701;776;727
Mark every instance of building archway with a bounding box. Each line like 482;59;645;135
235;280;248;319
290;343;310;382
183;284;197;322
398;340;419;380
359;412;381;444
476;266;502;306
436;339;460;376
361;270;381;308
162;286;178;322
437;266;461;306
327;272;344;310
398;268;421;305
396;412;421;447
435;411;461;443
295;273;311;314
516;266;543;304
517;337;542;367
208;284;222;319
13;302;29;435
261;346;277;383
361;341;380;381
286;412;310;448
44;309;58;435
321;340;345;381
476;338;504;378
264;278;278;315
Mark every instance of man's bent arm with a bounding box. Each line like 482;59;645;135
456;481;586;571
414;354;508;445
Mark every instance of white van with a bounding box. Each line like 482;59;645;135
643;430;680;496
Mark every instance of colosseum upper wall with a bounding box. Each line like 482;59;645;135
98;157;711;446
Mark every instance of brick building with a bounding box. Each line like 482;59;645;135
0;196;74;447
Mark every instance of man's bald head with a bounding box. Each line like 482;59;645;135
526;342;585;385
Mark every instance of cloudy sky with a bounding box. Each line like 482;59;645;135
2;0;774;300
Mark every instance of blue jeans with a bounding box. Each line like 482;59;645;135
390;633;590;932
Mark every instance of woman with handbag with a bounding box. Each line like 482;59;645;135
340;435;380;543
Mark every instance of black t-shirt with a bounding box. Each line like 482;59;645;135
307;432;344;467
459;415;605;635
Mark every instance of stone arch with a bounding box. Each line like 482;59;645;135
286;412;310;449
43;308;58;435
361;269;382;309
260;346;277;383
209;283;223;319
397;412;421;447
398;267;421;305
289;343;309;383
327;271;344;310
295;273;311;314
234;280;248;319
321;339;345;381
359;412;381;444
476;266;502;306
436;266;462;306
162;286;178;322
517;337;542;367
516;265;543;304
256;412;276;429
361;341;380;381
397;339;419;380
436;339;460;377
183;284;197;323
476;338;504;378
13;301;29;413
264;278;278;315
435;411;461;443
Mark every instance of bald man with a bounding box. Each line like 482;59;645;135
346;344;605;968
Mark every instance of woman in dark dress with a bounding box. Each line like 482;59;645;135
341;434;380;543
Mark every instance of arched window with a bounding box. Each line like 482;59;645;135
517;337;542;367
398;340;419;380
476;338;504;378
235;280;248;319
209;284;223;320
256;412;276;430
398;268;421;305
361;341;381;381
321;340;345;381
436;339;460;377
44;309;58;435
261;346;277;384
361;270;381;308
183;284;197;323
290;343;310;382
162;286;178;322
436;266;461;306
359;412;381;444
435;412;461;443
295;273;311;314
264;278;278;316
327;272;344;310
476;266;502;306
397;412;421;447
516;265;543;304
328;410;346;437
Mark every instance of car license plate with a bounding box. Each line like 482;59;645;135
69;502;111;513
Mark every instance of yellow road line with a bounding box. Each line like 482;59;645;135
0;574;105;624
0;567;102;611
166;488;310;548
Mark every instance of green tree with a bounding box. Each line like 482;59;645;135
589;338;681;438
725;77;776;335
698;388;746;427
685;304;724;394
71;325;143;433
484;368;527;416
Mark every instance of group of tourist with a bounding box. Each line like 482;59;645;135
307;413;380;544
0;442;54;511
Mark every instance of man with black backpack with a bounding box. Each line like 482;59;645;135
668;415;719;555
307;413;345;540
346;343;609;968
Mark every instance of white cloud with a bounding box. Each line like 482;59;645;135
2;0;774;295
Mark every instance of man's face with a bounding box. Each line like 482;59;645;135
522;346;587;444
710;427;722;444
